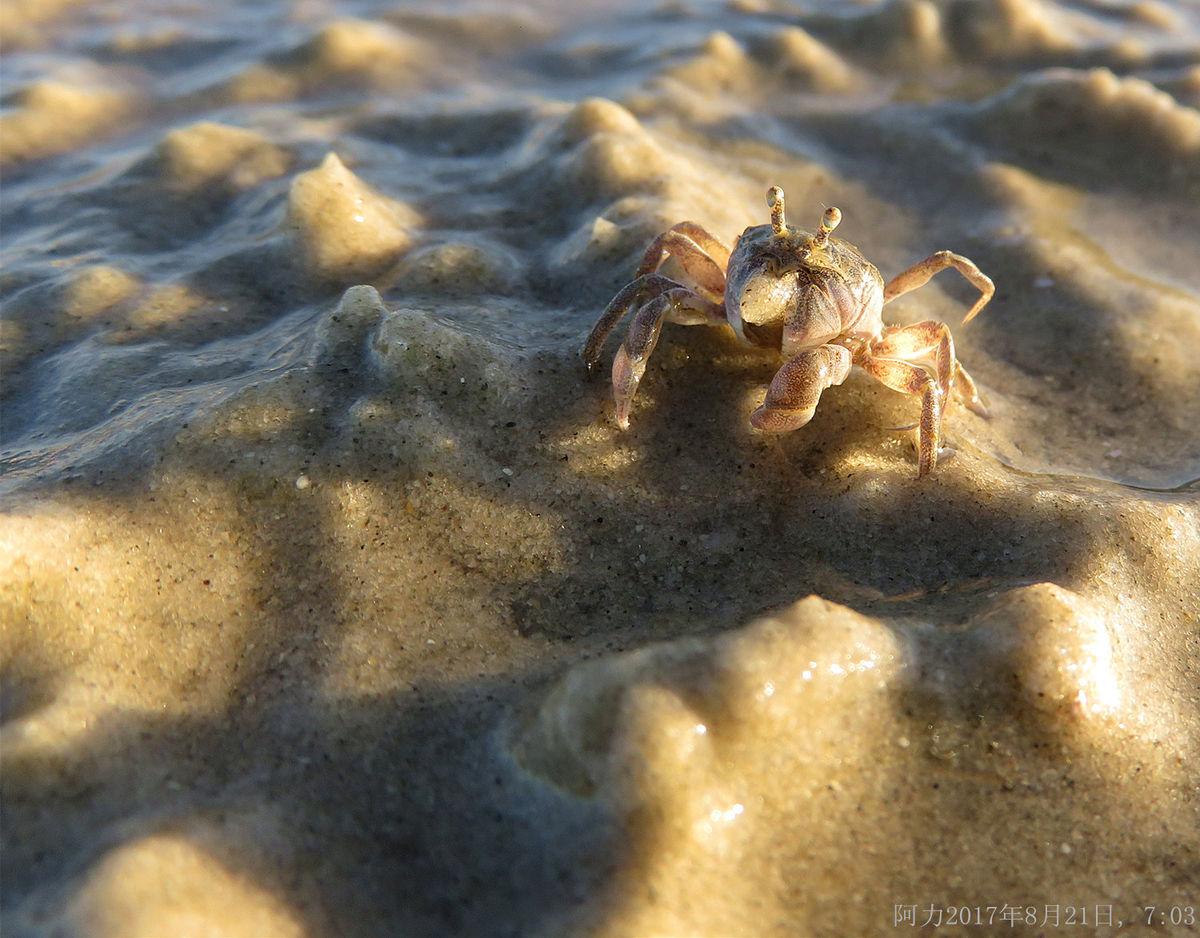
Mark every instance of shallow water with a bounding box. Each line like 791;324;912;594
2;1;1199;936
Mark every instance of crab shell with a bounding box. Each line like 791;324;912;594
725;223;886;355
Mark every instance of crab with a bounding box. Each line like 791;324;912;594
581;186;995;477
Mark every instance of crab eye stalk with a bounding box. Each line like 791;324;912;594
812;206;842;247
767;186;787;236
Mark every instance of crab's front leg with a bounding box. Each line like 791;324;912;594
584;223;731;368
611;288;724;429
750;345;852;433
582;274;686;372
635;222;730;296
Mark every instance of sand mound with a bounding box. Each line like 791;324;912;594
0;0;86;48
0;79;134;168
660;27;862;97
155;122;291;192
832;0;950;68
511;582;1186;935
225;19;434;102
970;68;1200;192
555;98;673;203
805;0;1178;71
513;595;907;799
761;26;863;91
942;0;1078;60
287;153;420;284
60;267;143;322
22;826;304;938
384;5;551;57
361;288;537;480
365;288;524;402
489;96;766;299
1157;63;1200;109
970;583;1121;718
390;241;522;298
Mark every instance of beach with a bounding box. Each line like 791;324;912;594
2;1;1199;934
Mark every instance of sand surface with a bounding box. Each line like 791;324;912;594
2;1;1199;935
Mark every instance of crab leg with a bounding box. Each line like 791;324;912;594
952;360;987;417
612;288;725;429
582;273;686;372
875;321;988;416
637;221;732;275
635;229;727;298
874;321;954;399
883;250;995;324
750;345;852;433
858;355;944;477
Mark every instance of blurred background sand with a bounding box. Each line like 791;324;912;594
2;1;1198;935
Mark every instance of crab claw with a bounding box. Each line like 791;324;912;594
750;404;814;434
752;345;852;435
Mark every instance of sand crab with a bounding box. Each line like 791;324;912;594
582;187;994;477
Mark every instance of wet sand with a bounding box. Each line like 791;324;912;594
2;1;1199;935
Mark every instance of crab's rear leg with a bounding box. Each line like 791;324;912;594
951;361;987;417
612;288;725;429
884;250;995;324
749;345;852;433
858;355;944;477
874;320;987;416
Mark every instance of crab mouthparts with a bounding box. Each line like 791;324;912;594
736;273;797;338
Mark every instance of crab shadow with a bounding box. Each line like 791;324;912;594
512;323;1108;643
